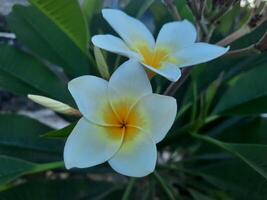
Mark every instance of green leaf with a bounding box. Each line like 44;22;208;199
29;0;88;54
7;5;90;77
231;21;267;49
175;0;195;22
0;156;63;185
0;156;36;185
213;61;267;115
0;45;73;105
42;123;75;139
211;117;267;144
153;171;176;200
125;0;155;18
198;159;267;200
188;189;213;200
0;179;122;199
0;114;64;162
192;133;267;180
82;0;103;29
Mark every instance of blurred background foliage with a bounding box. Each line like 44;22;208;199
0;0;267;199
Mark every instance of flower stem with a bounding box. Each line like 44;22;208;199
122;178;136;200
32;161;64;173
153;170;176;200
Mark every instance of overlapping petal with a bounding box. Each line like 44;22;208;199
68;76;115;125
174;43;230;68
102;9;155;50
155;20;197;51
108;127;157;177
92;34;140;59
64;118;123;169
143;62;181;82
128;94;177;143
109;60;152;96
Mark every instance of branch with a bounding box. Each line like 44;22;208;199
224;45;261;57
217;14;267;47
163;0;181;21
164;68;192;96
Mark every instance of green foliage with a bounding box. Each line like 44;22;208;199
0;156;63;185
7;5;90;78
29;0;89;54
214;62;267;115
0;0;267;199
0;179;121;199
0;45;73;104
0;114;63;162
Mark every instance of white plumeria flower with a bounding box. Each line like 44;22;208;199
92;9;229;82
64;60;177;177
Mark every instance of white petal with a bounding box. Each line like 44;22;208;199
174;43;229;67
142;62;181;82
108;60;152;105
156;20;197;51
108;127;157;177
92;34;140;59
64;118;123;169
130;94;177;143
68;76;113;125
102;9;155;50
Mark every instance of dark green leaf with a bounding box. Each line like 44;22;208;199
188;189;213;200
42;123;75;139
198;159;267;200
0;156;63;185
7;5;90;77
82;0;103;36
213;61;267;115
211;117;267;144
0;179;122;199
125;0;155;18
0;45;73;105
175;0;194;22
193;133;267;180
0;156;36;185
29;0;88;54
0;114;63;162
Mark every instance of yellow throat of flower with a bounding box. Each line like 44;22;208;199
137;45;169;69
102;100;143;142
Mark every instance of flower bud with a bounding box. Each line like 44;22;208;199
28;95;81;116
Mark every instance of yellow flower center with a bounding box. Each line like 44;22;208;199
137;45;169;69
102;100;143;142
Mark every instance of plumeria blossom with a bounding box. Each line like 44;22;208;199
92;9;229;82
64;60;177;177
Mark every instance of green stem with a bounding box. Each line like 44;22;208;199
153;171;176;200
32;161;64;173
122;178;136;200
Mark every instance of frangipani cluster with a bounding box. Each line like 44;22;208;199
92;9;229;81
28;8;229;177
